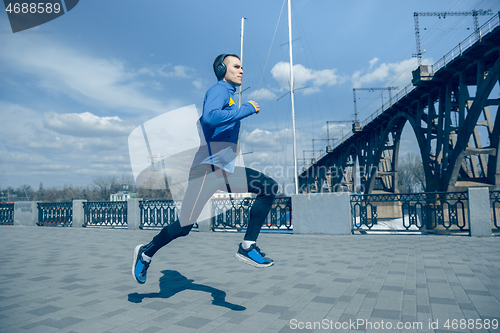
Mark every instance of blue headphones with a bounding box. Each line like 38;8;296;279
214;54;228;80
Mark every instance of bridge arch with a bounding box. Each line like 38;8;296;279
365;113;407;193
339;143;362;192
299;21;500;193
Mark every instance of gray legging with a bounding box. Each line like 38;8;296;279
144;164;278;257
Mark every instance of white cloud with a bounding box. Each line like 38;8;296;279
240;128;299;167
352;63;391;88
302;86;321;95
138;63;202;90
241;128;294;149
320;122;352;143
151;81;163;90
137;67;155;76
43;111;134;138
0;102;133;187
248;88;278;101
0;35;181;114
158;64;195;78
351;57;433;88
240;128;290;166
270;62;345;94
192;78;204;90
239;127;315;194
0;150;52;167
0;34;200;188
1;102;44;143
369;57;379;69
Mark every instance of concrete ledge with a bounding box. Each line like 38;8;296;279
14;201;39;226
72;200;87;228
468;187;492;237
127;198;142;230
291;193;351;235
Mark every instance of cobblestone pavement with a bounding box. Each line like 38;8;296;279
0;226;499;332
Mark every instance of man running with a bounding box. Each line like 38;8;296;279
133;54;278;284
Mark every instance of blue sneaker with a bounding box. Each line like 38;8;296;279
132;244;150;284
235;243;274;268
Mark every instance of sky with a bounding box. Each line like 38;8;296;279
1;0;499;195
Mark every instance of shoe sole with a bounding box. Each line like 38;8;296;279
235;252;274;268
132;244;145;284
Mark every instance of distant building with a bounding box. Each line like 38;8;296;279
110;184;138;202
0;191;15;203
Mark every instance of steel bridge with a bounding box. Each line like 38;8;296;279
299;13;500;194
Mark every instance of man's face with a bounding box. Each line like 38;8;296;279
223;56;243;87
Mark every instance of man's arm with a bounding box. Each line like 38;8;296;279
202;85;257;128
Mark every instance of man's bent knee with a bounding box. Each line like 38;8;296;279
168;220;193;239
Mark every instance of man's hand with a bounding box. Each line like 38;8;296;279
249;100;260;114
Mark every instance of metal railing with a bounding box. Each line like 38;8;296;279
212;197;292;232
491;191;500;233
351;191;469;234
0;203;14;225
83;201;127;228
37;202;72;227
432;12;500;74
140;200;186;229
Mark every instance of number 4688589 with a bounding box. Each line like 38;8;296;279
444;319;498;330
6;2;61;14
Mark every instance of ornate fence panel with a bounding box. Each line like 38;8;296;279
351;192;469;234
83;201;127;228
140;200;192;229
212;197;292;232
37;202;73;227
0;203;14;225
491;191;500;234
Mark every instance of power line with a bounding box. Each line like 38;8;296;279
413;9;493;65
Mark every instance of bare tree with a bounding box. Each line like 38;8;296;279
397;152;426;193
34;182;46;201
15;184;33;201
92;175;120;201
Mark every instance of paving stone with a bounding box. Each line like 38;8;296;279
26;305;64;316
1;226;500;332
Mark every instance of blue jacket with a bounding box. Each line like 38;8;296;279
192;80;257;173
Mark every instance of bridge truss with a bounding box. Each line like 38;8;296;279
299;13;500;194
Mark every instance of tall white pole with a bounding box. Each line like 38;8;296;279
239;17;245;108
288;0;299;194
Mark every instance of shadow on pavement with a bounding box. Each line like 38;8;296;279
128;269;246;311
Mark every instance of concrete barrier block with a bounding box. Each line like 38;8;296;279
127;198;143;230
72;200;87;228
14;201;39;226
468;187;492;237
291;193;351;235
